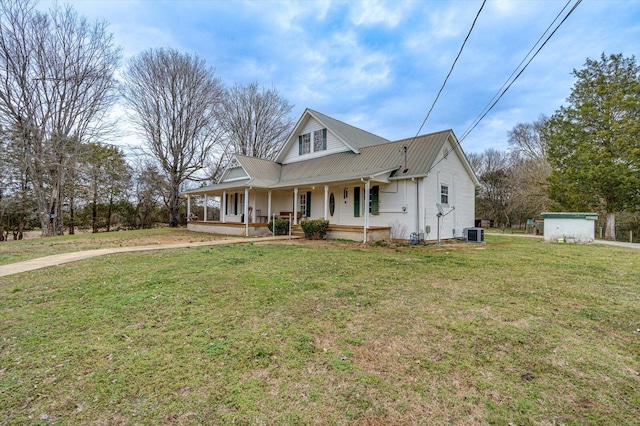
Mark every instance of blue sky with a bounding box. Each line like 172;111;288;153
38;0;640;154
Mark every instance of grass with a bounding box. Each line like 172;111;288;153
0;228;226;266
1;233;639;424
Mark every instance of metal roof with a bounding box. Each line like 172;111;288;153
274;109;390;162
541;212;598;220
235;155;281;186
307;109;390;150
184;130;463;195
274;130;450;187
183;179;251;194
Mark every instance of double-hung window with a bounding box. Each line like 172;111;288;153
299;128;327;156
301;133;311;154
313;129;327;152
440;184;449;205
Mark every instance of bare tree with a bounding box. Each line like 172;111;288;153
0;0;121;235
507;115;549;162
471;149;518;228
507;117;552;219
122;48;224;227
219;82;294;160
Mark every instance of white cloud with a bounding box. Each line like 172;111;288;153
348;0;412;27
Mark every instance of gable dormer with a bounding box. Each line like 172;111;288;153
219;156;249;183
276;109;390;165
278;115;351;164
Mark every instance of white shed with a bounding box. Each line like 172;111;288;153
541;212;598;243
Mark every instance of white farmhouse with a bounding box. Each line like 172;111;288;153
184;109;479;242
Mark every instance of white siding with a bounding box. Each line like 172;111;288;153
281;117;352;164
220;136;476;242
224;167;248;181
422;138;476;241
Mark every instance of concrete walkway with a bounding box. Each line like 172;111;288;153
0;235;301;278
486;232;640;249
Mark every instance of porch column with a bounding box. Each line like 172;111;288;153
293;187;298;225
324;185;329;220
204;194;208;222
187;195;191;221
364;179;370;243
245;188;249;236
267;190;272;220
222;191;226;223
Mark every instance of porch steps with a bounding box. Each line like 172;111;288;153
291;224;305;237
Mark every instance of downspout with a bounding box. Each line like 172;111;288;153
412;177;419;237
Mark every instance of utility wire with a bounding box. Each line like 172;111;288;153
400;0;485;162
458;0;582;142
412;0;486;140
421;0;582;177
458;0;573;142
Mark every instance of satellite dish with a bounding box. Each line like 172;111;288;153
436;203;444;216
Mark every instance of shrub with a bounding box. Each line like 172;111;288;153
300;219;329;240
267;219;290;235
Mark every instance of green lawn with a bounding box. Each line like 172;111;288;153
1;235;638;424
0;228;225;266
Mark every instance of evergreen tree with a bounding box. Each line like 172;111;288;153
544;53;640;240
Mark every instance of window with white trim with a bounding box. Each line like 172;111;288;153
313;129;326;152
301;133;311;154
298;128;327;156
440;184;449;205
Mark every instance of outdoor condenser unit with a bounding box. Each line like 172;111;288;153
463;227;485;243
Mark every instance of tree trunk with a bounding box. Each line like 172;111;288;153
604;212;616;240
92;184;98;233
69;196;75;235
106;193;113;232
0;189;4;242
169;180;180;228
169;200;179;227
18;198;25;240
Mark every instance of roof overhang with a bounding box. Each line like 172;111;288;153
541;212;598;220
270;167;398;189
182;179;251;196
446;132;481;187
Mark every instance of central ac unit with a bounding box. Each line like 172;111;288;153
463;227;485;243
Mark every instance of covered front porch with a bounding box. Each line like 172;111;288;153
186;220;390;242
184;180;390;242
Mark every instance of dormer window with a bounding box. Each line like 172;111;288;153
314;129;327;152
299;128;327;156
299;133;311;154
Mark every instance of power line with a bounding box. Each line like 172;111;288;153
459;0;583;142
458;0;574;142
425;0;582;174
411;0;486;142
